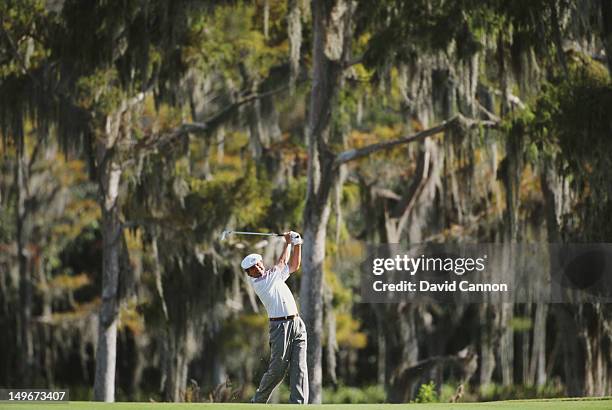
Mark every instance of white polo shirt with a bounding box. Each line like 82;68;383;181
250;263;298;318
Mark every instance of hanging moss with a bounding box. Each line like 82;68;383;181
183;3;287;85
287;0;302;92
265;176;307;231
531;53;612;239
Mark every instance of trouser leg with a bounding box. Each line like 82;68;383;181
252;322;290;403
289;317;309;404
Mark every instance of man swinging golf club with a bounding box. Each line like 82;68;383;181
241;231;308;404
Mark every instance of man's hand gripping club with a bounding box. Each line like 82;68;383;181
277;231;303;274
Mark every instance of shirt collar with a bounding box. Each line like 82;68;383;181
252;267;272;282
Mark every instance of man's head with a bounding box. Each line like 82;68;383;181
241;253;265;277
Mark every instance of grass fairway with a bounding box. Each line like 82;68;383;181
1;398;611;410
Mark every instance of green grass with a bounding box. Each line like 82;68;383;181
1;398;611;410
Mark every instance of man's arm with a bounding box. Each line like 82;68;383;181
277;233;292;268
288;241;301;274
276;232;302;275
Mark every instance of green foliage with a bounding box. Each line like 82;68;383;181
231;166;273;227
266;177;307;231
317;384;385;404
439;383;472;403
531;54;612;239
219;313;269;353
479;382;565;401
358;1;497;67
0;0;201;154
0;0;50;78
356;0;563;94
2;0;612;401
510;316;533;332
0;199;15;243
180;165;272;237
0;144;17;242
334;312;367;349
500;108;537;173
184;3;286;83
75;68;124;114
325;269;352;308
414;381;439;403
332;87;366;144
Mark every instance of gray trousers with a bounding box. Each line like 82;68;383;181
252;316;308;404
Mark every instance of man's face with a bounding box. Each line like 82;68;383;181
246;260;265;277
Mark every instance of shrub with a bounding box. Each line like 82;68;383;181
322;384;385;404
414;381;439;403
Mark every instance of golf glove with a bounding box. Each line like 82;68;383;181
290;231;303;245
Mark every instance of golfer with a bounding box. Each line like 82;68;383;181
241;231;308;404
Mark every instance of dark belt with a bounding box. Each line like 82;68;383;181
270;314;298;322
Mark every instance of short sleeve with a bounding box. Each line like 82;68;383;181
274;263;290;282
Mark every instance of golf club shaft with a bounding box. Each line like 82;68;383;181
229;231;281;237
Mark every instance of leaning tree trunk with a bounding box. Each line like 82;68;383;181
93;111;125;402
299;0;349;403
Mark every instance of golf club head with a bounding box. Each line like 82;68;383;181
221;230;231;241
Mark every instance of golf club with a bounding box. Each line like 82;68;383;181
220;230;283;241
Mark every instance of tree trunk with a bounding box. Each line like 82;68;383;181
500;303;514;386
529;304;548;387
323;283;338;387
163;327;189;402
549;0;568;75
287;0;302;92
601;0;612;76
499;125;523;387
263;0;270;40
300;197;332;403
582;304;609;396
247;86;265;159
15;140;33;387
38;255;55;387
555;305;586;396
299;0;349;403
479;304;497;386
521;304;532;384
93;112;125;402
376;312;386;385
385;304;419;403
